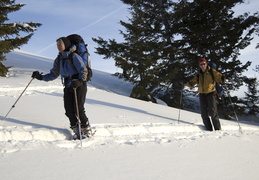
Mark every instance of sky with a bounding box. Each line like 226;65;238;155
6;0;259;75
8;0;129;73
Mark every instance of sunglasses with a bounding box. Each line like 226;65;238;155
199;63;207;66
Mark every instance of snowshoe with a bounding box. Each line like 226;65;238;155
82;125;97;137
72;133;87;140
72;133;80;140
71;125;83;140
81;125;91;137
71;125;96;140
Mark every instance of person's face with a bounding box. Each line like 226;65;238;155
56;40;65;52
199;62;207;72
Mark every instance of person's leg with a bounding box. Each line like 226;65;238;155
208;91;221;130
76;82;89;128
64;87;78;127
199;93;213;131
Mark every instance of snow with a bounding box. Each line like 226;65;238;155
1;50;259;180
13;22;37;31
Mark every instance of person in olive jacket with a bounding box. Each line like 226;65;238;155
185;58;224;131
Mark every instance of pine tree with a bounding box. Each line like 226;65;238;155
0;0;41;76
173;0;258;84
242;77;259;116
253;65;259;73
172;0;259;113
93;0;259;110
94;0;174;102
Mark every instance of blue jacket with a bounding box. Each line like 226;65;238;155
42;51;87;87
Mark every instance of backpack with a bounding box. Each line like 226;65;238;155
66;34;92;81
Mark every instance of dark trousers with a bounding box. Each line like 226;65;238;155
199;91;221;131
63;82;89;127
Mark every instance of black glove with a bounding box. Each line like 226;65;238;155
71;79;83;88
31;71;43;80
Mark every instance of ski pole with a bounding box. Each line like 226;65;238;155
224;87;243;135
73;87;83;148
2;77;34;121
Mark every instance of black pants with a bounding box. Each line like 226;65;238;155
199;91;221;131
63;82;89;127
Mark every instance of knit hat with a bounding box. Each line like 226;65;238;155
198;58;207;64
58;37;71;51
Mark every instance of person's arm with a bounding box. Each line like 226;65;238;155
42;57;60;81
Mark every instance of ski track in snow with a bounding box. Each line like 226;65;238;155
1;52;259;155
1;80;259;153
1;123;259;153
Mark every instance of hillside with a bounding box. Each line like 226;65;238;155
0;50;259;180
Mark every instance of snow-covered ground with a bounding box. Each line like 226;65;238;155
0;50;259;180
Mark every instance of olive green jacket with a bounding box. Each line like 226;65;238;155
185;67;223;94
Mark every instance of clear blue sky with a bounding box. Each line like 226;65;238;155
8;0;129;72
7;0;259;75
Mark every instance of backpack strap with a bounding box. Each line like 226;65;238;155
68;52;78;73
77;50;88;55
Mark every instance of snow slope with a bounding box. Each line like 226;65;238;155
0;50;259;180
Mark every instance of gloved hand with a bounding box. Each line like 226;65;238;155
71;79;83;88
31;71;43;80
181;76;188;84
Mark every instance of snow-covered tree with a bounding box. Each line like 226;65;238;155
242;77;259;116
93;0;259;111
0;0;41;76
253;65;259;73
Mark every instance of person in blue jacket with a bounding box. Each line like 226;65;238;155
32;37;90;137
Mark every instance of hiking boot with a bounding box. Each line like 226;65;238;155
81;125;91;136
71;125;80;136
